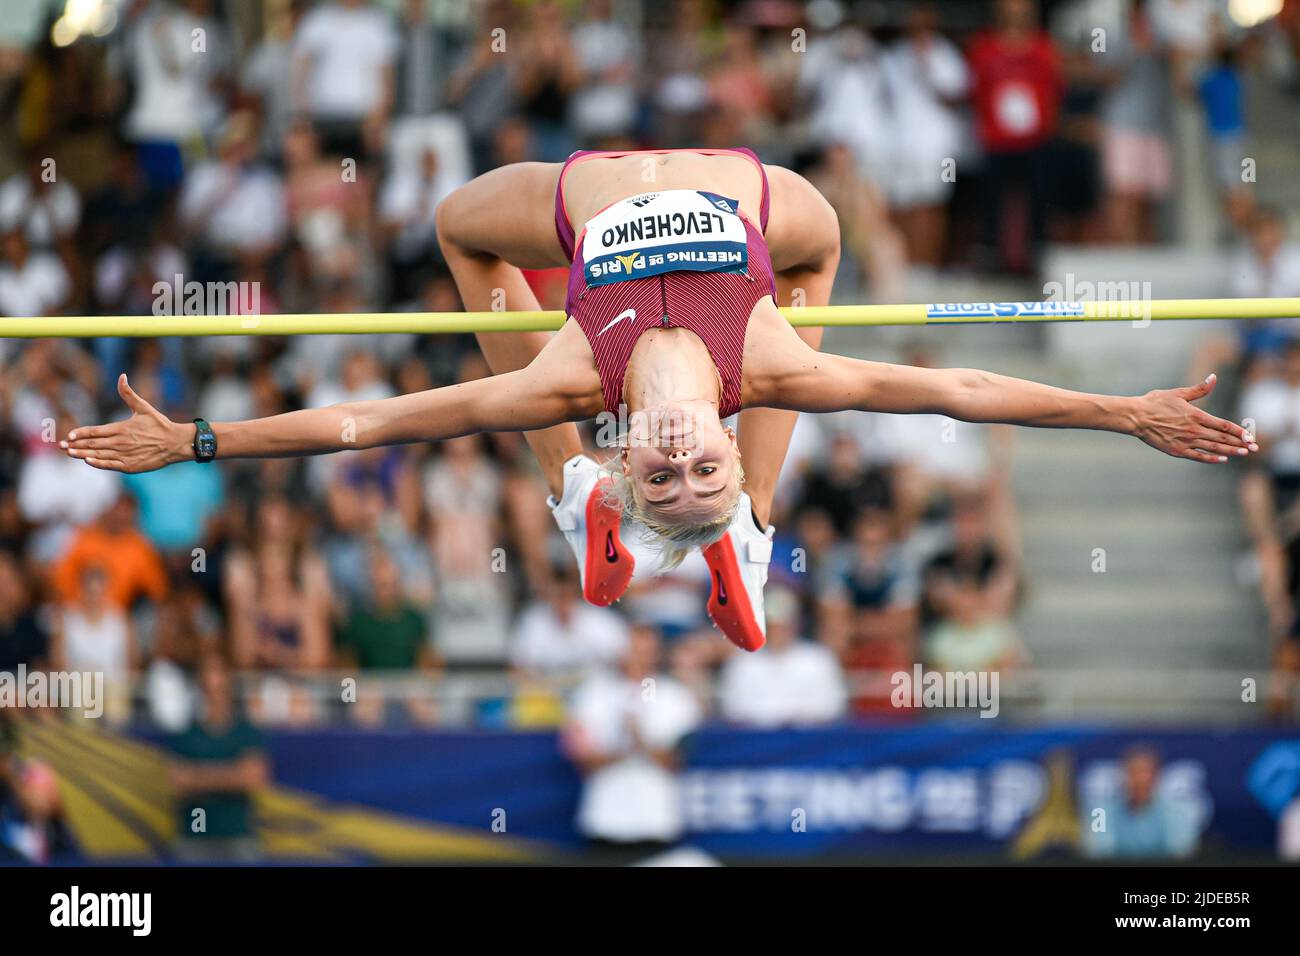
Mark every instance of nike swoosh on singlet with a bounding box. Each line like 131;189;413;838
596;308;636;336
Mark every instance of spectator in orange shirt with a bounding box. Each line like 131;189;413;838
51;494;168;612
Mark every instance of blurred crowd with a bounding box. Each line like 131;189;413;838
4;0;1300;865
0;0;1299;752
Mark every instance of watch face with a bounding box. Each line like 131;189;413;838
196;432;217;459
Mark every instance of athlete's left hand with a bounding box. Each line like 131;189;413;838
1132;373;1258;463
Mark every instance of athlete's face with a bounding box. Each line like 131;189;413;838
622;403;740;526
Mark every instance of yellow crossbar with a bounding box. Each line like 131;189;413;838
1;298;1296;338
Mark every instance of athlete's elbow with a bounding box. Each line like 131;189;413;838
541;372;599;423
943;369;990;419
336;401;391;450
434;191;467;252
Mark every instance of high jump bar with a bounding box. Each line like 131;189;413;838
2;298;1298;338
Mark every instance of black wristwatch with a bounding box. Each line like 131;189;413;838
192;418;217;463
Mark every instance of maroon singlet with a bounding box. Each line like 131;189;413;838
553;148;777;419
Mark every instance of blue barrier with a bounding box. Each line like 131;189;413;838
256;724;1300;858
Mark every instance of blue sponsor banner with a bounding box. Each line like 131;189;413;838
927;301;1086;320
586;242;748;286
252;725;1298;857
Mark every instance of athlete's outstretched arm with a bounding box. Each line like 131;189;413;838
62;365;584;474
734;166;838;527
760;344;1257;464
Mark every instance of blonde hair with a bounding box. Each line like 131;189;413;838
601;454;745;572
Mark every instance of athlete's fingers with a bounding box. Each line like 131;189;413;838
1193;409;1255;447
64;421;126;444
83;456;127;472
1175;373;1217;403
117;373;157;416
1180;445;1228;464
1192;435;1251;458
62;436;123;452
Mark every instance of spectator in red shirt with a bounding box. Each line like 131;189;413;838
967;0;1064;273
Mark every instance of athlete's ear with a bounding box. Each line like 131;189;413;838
620;445;631;476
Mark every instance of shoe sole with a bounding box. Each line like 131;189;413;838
702;535;765;651
583;477;634;606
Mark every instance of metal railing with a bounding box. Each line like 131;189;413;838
99;666;1297;729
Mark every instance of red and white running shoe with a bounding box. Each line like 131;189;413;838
548;454;635;606
702;492;774;652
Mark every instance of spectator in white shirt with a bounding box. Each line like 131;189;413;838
179;0;235;141
719;587;847;727
17;408;121;565
1280;794;1300;861
1230;208;1300;303
423;430;511;664
881;6;970;265
1189;207;1300;387
801;25;894;186
52;565;136;725
564;624;701;860
0;229;70;318
241;0;308;159
1239;339;1300;491
569;0;641;140
511;564;630;683
1238;339;1300;636
292;0;399;157
178;113;288;265
117;0;208;188
0;153;81;252
380;143;459;299
6;342;98;450
1149;0;1230;63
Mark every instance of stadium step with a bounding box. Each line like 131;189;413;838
1009;424;1267;683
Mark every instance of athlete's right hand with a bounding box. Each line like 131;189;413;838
61;374;193;473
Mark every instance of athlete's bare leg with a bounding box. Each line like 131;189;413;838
437;163;582;499
739;166;841;527
737;326;823;529
743;210;842;530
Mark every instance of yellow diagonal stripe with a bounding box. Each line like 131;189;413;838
15;721;546;862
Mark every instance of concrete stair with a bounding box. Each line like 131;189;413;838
826;268;1272;716
1010;416;1268;674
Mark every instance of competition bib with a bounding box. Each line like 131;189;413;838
580;189;749;288
994;82;1040;136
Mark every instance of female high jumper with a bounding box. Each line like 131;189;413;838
62;148;1257;653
